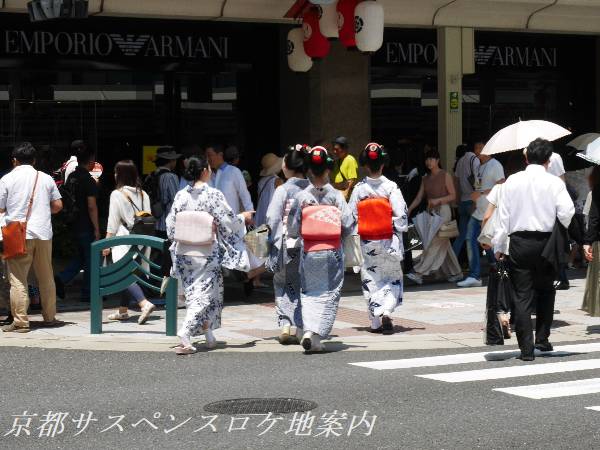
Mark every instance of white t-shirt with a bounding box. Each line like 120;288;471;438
0;165;61;240
547;152;565;178
472;158;505;220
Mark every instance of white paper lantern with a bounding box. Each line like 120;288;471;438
318;2;339;39
355;1;384;53
287;28;313;72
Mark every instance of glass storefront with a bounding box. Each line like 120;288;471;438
0;15;280;180
371;29;597;160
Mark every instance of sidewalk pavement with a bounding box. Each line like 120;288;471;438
2;269;598;353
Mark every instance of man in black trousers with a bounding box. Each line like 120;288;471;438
492;138;574;361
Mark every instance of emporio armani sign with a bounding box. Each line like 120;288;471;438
385;42;557;68
3;30;229;59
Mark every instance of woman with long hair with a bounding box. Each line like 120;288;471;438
166;156;255;354
582;166;600;316
348;143;408;334
265;145;310;344
287;146;354;352
102;160;156;324
406;149;463;284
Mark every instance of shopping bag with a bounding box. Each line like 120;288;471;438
343;235;363;268
244;224;270;258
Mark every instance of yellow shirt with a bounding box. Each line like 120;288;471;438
332;154;359;184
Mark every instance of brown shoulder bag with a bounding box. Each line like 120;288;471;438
2;171;39;260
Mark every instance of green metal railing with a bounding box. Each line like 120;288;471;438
90;235;177;336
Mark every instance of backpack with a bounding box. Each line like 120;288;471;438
301;205;342;252
120;190;156;236
142;168;169;218
357;198;393;241
58;173;81;225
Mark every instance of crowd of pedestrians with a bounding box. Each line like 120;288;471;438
0;133;598;362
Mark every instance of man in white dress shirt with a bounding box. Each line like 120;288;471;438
493;138;574;361
206;144;254;216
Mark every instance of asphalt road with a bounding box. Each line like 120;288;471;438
3;342;600;450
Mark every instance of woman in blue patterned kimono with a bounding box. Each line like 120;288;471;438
265;146;310;344
288;146;354;353
166;156;255;354
348;143;408;335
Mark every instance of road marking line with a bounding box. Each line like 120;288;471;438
494;378;600;399
417;359;600;383
585;406;600;412
349;342;600;370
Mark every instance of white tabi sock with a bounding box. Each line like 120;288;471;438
371;316;382;329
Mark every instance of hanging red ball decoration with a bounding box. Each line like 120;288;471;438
303;7;331;60
336;0;360;49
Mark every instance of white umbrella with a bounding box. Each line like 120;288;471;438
567;133;600;151
576;137;600;165
482;120;571;156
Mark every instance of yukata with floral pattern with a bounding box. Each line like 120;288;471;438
166;184;251;342
348;176;408;322
287;183;354;338
265;177;310;329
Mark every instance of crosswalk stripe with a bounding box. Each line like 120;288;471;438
349;342;600;370
584;406;600;411
417;359;600;383
494;378;600;399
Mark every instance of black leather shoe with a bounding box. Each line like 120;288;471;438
554;281;570;291
518;354;535;361
535;341;554;352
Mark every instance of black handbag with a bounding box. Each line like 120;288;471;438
485;261;515;345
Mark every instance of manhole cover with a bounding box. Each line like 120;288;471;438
204;398;317;415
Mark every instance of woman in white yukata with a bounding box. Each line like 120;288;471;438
265;145;310;344
287;146;354;353
348;143;408;335
166;156;255;355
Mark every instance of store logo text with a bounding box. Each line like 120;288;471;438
385;42;557;68
3;30;229;59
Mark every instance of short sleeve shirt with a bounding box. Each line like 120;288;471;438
473;158;505;220
454;152;480;202
0;165;61;240
69;166;99;233
332;154;359;184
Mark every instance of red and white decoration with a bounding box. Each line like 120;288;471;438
318;1;339;39
337;0;360;49
354;0;384;53
284;0;385;71
287;27;313;72
303;7;331;59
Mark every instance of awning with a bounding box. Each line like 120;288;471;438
3;0;600;34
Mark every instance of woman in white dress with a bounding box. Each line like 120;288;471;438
348;143;408;334
265;146;310;343
166;156;255;354
287;147;354;353
102;160;156;324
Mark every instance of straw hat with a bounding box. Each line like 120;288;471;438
259;153;283;176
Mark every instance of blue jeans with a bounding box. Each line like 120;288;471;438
466;216;496;280
58;230;94;297
452;200;474;256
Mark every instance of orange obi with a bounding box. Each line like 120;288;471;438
357;198;393;241
301;205;342;252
